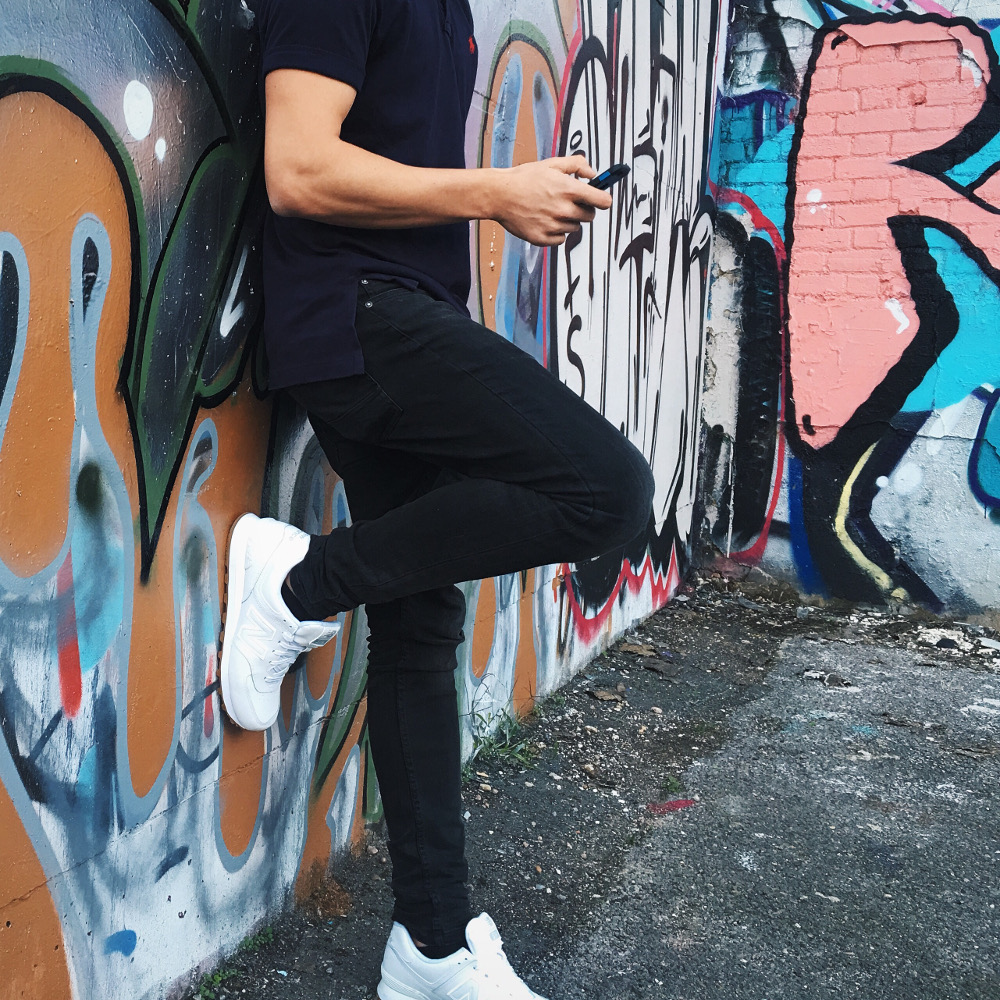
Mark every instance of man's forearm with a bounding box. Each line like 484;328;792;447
267;137;502;227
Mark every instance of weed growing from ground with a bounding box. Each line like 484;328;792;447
465;709;539;774
193;966;238;1000
660;774;685;797
238;925;275;953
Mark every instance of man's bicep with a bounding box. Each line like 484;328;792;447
264;70;358;212
266;69;358;139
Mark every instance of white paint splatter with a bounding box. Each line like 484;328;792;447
737;851;758;872
960;48;984;88
154;137;167;161
123;80;154;141
876;476;890;489
925;412;946;457
884;298;909;335
220;248;248;339
891;462;922;495
923;399;969;457
806;188;829;215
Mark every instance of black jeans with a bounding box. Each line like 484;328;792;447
287;281;654;951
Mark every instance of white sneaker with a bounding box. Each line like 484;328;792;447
377;913;549;1000
219;513;340;730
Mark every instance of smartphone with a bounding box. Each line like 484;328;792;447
589;163;630;190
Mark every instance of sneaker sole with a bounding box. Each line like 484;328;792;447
219;513;262;729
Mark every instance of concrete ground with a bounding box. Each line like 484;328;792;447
181;580;1000;1000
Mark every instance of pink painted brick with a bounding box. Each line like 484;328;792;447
814;225;853;251
840;60;922;91
826;250;883;273
805;88;859;115
806;113;836;137
852;132;891;156
846;272;882;297
790;271;848;294
832;202;887;230
801;135;847;161
919;57;964;82
837;108;914;135
918;199;957;223
804;180;851;203
850;178;891;202
808;66;840;92
787;249;828;273
795;156;837;184
853;226;889;249
860;88;894;110
834;157;890;181
925;83;967;106
891;179;921;203
890;128;955;155
862;23;950;47
903;38;965;60
819;272;850;295
914;104;955;131
831;40;861;65
856;44;895;66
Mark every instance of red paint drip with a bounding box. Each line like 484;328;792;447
647;799;696;815
56;553;82;718
204;656;216;737
469;35;476;54
558;543;681;646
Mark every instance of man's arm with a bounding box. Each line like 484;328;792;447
264;69;613;247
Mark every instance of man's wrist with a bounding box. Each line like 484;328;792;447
473;167;504;224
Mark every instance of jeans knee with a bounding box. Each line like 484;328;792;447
367;587;467;674
586;442;654;550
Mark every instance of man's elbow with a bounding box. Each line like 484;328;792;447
264;157;315;218
266;176;307;218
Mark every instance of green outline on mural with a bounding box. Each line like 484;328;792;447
127;139;254;573
0;56;151;292
145;0;237;138
311;611;371;799
360;725;383;824
476;21;560;171
551;0;574;53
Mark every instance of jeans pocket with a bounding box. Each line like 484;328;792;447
291;373;403;443
336;374;403;442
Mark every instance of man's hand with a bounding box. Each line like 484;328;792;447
492;157;613;246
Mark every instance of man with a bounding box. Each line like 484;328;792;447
220;0;655;996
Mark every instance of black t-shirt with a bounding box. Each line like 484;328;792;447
257;0;478;389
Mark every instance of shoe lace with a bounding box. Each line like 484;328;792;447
262;628;308;685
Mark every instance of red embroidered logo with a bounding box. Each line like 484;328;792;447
469;36;476;54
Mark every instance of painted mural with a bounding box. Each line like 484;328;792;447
706;0;1000;611
0;1;721;997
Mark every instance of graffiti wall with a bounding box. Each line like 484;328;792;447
0;1;723;997
705;0;1000;612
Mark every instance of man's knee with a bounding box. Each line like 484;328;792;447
366;587;467;674
581;437;655;550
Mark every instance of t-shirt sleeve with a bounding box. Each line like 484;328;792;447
258;0;377;91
